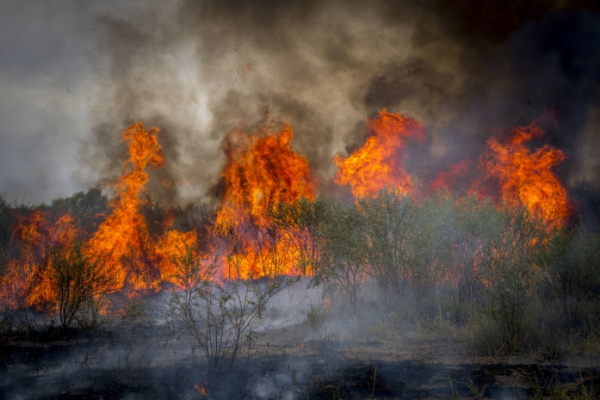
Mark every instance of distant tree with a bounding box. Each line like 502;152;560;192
49;242;114;331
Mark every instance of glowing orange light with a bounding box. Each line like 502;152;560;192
334;109;425;198
480;121;570;227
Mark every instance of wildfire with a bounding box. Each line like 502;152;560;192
334;109;425;198
216;123;316;228
215;123;316;279
86;122;202;294
429;160;471;193
85;122;165;293
0;109;576;312
480;121;570;227
1;211;79;310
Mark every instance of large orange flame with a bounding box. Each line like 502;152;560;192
480;121;570;227
216;123;316;229
85;122;164;293
85;122;197;295
1;122;198;309
334;109;425;198
215;123;316;279
1;211;79;310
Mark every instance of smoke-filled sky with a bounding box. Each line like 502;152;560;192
1;0;600;205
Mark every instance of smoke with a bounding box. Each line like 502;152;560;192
78;0;600;205
2;0;599;203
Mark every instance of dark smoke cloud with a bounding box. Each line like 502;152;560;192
2;0;599;204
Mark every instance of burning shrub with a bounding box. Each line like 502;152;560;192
270;196;327;277
48;242;115;331
214;123;316;280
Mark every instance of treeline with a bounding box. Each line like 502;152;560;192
2;183;600;356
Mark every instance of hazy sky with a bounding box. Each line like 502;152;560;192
0;2;141;204
1;0;599;205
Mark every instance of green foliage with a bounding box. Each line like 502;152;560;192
477;206;547;350
305;188;600;356
435;193;502;301
312;190;515;308
358;191;416;300
536;225;600;328
49;242;114;331
310;198;367;310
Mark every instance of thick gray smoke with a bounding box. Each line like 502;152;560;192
83;0;600;204
2;0;599;204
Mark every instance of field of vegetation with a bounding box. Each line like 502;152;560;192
1;185;600;399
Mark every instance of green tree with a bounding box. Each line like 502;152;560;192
448;194;505;301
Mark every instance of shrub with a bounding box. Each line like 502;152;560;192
358;191;416;301
310;199;367;311
165;246;299;368
536;225;600;329
462;314;508;356
478;206;546;351
49;242;114;331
